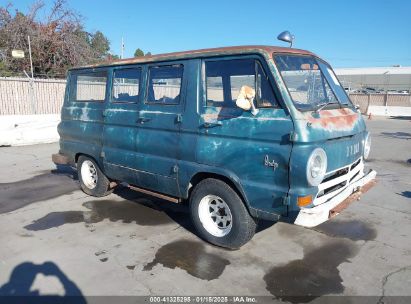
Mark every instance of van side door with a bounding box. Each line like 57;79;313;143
101;66;142;185
198;56;293;216
134;62;186;196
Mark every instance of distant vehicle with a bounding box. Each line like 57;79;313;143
365;87;383;94
356;89;370;94
387;90;409;95
344;87;355;94
52;45;376;249
356;87;383;94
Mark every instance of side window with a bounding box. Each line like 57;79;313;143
205;59;278;108
205;59;254;108
147;65;183;104
70;71;107;102
112;68;141;103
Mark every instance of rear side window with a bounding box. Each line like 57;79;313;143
147;65;183;104
205;58;278;108
112;68;141;103
70;71;107;102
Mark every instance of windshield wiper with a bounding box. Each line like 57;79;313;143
314;101;339;113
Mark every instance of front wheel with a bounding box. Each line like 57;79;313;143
189;178;256;249
77;155;113;197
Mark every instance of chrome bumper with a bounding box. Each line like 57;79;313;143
294;168;377;228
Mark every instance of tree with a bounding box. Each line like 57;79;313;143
145;51;152;56
107;53;120;61
0;0;115;78
91;31;110;59
134;48;144;57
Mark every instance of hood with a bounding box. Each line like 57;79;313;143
292;107;367;172
293;108;366;143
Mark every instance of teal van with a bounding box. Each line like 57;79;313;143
53;45;376;249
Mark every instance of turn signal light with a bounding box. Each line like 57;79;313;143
297;195;313;207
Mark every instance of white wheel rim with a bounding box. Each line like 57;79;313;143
81;160;98;189
198;195;232;237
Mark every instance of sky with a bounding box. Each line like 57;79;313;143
2;0;411;68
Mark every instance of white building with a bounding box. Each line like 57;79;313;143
334;66;411;92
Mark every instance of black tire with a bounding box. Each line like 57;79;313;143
189;178;256;249
77;155;113;197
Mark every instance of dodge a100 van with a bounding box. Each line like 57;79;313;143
53;45;376;249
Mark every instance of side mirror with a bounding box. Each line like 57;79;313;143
277;31;295;48
236;86;259;116
355;104;361;111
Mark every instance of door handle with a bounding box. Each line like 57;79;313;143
137;117;151;124
202;121;222;128
175;114;183;124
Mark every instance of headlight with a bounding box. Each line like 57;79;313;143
306;148;327;186
363;132;371;160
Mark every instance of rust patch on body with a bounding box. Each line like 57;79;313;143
307;108;359;130
329;179;377;217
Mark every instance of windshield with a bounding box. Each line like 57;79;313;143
274;54;351;111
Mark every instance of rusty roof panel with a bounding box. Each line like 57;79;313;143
73;45;317;70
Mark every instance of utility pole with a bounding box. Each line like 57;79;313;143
27;35;34;78
24;70;36;114
27;35;36;114
121;37;124;59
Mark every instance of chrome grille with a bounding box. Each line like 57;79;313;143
314;157;364;206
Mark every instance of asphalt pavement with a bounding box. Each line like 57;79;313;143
0;116;410;303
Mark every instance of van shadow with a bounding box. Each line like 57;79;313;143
0;261;86;303
113;186;195;232
113;186;277;236
53;165;277;235
52;164;78;180
21;170;276;236
23;186;193;232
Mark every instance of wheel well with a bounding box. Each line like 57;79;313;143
74;153;96;164
74;153;83;163
188;172;249;208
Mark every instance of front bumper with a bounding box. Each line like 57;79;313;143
294;168;377;227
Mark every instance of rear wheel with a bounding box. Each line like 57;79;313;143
78;155;112;197
189;178;256;249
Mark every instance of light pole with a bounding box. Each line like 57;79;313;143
27;35;34;78
12;41;36;114
121;37;124;59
